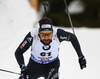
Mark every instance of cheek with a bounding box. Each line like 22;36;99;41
49;35;52;39
49;36;52;39
40;36;44;40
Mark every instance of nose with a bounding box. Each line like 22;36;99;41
44;36;49;39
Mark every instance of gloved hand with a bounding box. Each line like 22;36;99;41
20;64;29;79
79;56;86;69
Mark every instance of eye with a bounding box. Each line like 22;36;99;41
40;32;52;37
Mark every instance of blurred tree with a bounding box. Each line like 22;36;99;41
39;0;73;27
39;0;100;27
76;0;100;27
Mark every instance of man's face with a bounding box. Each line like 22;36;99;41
39;30;53;45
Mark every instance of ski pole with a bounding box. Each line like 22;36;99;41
43;1;49;17
0;69;30;79
0;68;21;75
64;0;75;35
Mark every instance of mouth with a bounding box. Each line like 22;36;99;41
44;40;50;43
41;39;52;45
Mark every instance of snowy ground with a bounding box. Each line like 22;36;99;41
0;0;100;79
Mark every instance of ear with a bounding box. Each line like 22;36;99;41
38;32;41;38
38;32;39;34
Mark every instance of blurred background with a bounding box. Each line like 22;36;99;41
0;0;100;79
30;0;100;28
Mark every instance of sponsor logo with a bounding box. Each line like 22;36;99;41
68;36;70;40
60;36;70;40
38;56;52;61
42;45;51;50
22;41;27;47
47;68;59;79
20;41;27;49
47;68;55;79
20;45;23;49
60;36;68;39
52;73;59;79
31;54;58;64
41;58;49;61
27;37;32;43
41;24;51;28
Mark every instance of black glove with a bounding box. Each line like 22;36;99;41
20;64;29;79
79;56;86;69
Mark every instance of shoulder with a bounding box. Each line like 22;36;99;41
53;26;58;31
57;28;66;32
30;28;37;37
56;28;75;42
53;26;59;34
56;28;66;35
53;27;68;37
57;28;73;36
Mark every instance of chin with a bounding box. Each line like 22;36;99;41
43;42;51;45
41;40;52;45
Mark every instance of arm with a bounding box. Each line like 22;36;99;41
57;29;86;69
15;32;33;67
57;29;83;57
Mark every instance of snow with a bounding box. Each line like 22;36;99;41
0;0;100;79
59;28;100;79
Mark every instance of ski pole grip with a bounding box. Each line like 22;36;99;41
42;1;49;17
42;1;49;7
